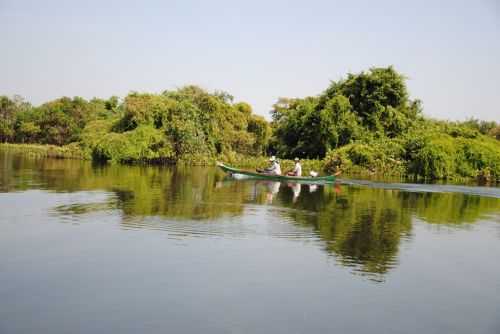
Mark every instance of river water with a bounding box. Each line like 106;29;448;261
1;151;499;334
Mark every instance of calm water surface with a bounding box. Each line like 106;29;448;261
1;151;500;334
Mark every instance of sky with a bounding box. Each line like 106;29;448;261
1;0;499;121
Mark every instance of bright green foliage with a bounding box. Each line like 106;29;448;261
324;139;406;176
456;137;500;178
79;86;269;163
0;96;16;142
3;96;114;146
234;102;252;115
271;96;360;158
247;115;271;155
3;86;268;164
17;122;41;143
323;121;500;181
271;97;323;158
159;86;268;158
115;93;175;131
319;66;420;136
406;134;456;179
92;125;174;163
165;100;209;156
271;67;421;159
401;123;500;180
33;97;97;145
80;119;115;148
0;96;31;142
0;142;86;159
272;66;499;181
322;95;362;147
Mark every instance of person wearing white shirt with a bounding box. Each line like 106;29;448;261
287;158;302;177
261;156;281;175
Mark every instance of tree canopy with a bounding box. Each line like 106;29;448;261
0;86;270;163
270;66;422;159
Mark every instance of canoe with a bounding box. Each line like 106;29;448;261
217;162;337;183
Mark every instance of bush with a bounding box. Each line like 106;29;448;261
347;144;376;166
457;138;500;180
406;135;456;179
323;149;352;174
92;125;174;163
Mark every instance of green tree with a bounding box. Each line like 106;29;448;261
29;97;98;145
17;121;41;143
247;115;271;155
0;95;31;142
271;67;421;159
319;66;420;136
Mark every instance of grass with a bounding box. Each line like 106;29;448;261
0;143;88;160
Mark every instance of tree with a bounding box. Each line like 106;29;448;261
247;115;271;155
270;66;422;159
319;66;419;136
17;121;41;143
0;95;31;142
489;126;500;140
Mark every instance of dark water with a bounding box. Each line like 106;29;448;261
1;151;500;334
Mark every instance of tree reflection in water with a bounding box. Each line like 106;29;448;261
262;183;411;281
2;150;500;281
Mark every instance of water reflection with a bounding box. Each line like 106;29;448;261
232;181;411;280
2;150;500;281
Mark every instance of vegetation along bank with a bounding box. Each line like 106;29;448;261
1;67;499;182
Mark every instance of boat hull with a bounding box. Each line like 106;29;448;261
217;163;336;183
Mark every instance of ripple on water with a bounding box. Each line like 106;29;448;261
48;192;322;241
117;206;324;242
49;191;119;223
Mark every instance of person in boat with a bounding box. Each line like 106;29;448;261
287;157;302;177
258;156;281;175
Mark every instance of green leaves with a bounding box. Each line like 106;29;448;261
90;125;175;163
17;121;41;143
76;86;267;163
271;66;419;160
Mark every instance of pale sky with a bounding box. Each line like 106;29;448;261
1;0;499;121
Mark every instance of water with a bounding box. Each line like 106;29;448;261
1;150;500;334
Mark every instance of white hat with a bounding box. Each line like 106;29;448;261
269;156;276;162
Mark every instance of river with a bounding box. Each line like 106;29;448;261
1;150;499;334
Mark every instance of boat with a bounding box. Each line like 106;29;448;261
217;162;337;183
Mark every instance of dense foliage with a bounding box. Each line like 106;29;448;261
0;87;270;164
270;67;422;158
1;67;499;181
270;67;499;181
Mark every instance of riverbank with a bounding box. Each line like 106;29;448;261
0;143;326;176
0;143;87;160
4;142;497;185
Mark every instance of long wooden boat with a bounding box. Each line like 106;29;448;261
217;162;337;183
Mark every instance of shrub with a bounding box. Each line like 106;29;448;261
406;135;456;179
92;125;174;163
323;149;352;174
